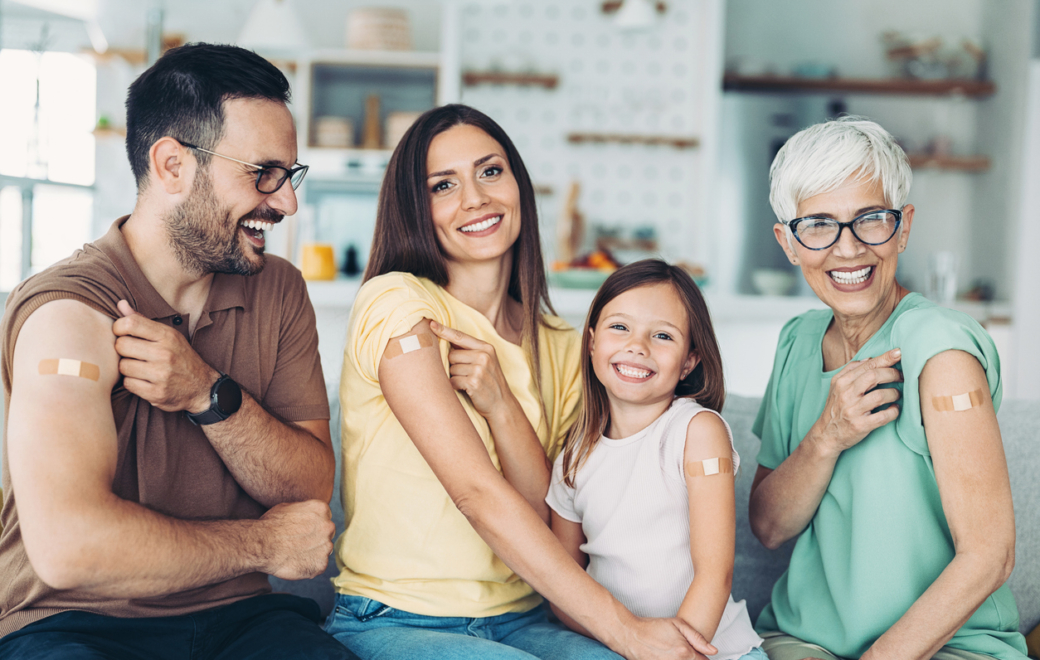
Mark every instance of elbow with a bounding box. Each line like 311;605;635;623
995;544;1015;587
957;540;1016;596
980;530;1016;590
451;484;496;525
749;510;785;551
28;541;91;591
756;531;786;552
315;443;337;504
317;459;336;504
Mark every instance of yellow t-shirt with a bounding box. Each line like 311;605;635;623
333;272;583;618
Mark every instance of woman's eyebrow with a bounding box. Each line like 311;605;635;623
427;153;503;179
603;312;684;333
856;204;887;214
802;204;886;219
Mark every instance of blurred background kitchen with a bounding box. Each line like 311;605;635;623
1;0;1038;400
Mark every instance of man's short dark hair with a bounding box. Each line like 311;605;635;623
125;43;291;189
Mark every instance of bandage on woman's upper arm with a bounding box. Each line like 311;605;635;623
383;330;437;360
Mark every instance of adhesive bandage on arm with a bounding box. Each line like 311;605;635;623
38;358;100;381
685;457;734;478
383;332;436;360
932;388;986;412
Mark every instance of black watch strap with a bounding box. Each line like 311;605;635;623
186;373;242;426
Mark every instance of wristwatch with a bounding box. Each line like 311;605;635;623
186;373;242;426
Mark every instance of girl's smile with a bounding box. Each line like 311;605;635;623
590;282;698;435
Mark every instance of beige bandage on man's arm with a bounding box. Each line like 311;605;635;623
38;358;101;381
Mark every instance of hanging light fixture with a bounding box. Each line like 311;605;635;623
601;0;667;30
237;0;310;55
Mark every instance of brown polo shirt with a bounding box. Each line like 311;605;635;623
0;217;329;637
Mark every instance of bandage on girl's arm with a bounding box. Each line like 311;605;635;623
685;456;733;478
678;411;736;642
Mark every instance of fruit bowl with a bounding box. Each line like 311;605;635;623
549;269;613;289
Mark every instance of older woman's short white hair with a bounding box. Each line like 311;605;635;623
769;116;912;224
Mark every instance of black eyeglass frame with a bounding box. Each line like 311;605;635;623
783;208;904;251
176;140;309;194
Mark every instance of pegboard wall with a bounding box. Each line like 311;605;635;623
456;0;719;265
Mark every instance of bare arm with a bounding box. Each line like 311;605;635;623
113;300;334;505
429;320;551;521
677;413;736;641
549;510;594;637
863;350;1015;660
749;349;903;548
381;319;716;660
8;300;335;597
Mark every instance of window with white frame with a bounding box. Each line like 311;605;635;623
0;48;96;291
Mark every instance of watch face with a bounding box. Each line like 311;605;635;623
214;377;243;415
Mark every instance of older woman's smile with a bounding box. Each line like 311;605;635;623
828;265;874;287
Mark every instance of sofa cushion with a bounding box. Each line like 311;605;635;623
284;391;1040;633
723;395;795;621
997;399;1040;632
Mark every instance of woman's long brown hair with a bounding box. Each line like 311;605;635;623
560;260;726;487
365;104;557;409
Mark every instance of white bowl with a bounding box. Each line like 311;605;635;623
751;268;797;296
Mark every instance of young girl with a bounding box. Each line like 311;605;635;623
547;259;766;660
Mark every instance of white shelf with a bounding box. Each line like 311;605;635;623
303;49;441;68
306;278;1011;325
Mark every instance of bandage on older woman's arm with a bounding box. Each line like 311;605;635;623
931;388;986;412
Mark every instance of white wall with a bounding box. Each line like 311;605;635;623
1008;60;1040;400
456;0;723;267
722;0;1034;303
725;0;987;78
0;0;443;54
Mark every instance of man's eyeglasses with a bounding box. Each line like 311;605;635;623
177;140;309;194
783;209;903;251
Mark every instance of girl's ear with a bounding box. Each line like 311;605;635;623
681;351;700;381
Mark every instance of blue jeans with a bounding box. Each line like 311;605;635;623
0;593;356;659
324;594;623;660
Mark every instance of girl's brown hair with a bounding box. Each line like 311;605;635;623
365;104;556;400
560;259;725;487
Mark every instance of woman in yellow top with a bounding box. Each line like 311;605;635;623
326;105;715;660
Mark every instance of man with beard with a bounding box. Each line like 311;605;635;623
0;44;357;659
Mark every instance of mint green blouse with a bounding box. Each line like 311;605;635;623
754;293;1027;660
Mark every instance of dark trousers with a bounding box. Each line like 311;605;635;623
0;593;359;659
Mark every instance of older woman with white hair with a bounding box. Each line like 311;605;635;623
748;117;1027;660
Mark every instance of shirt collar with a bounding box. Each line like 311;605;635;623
95;216;248;320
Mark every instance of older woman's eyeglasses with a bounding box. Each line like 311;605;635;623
784;209;903;251
176;140;309;194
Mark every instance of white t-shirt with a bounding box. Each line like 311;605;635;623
546;397;763;660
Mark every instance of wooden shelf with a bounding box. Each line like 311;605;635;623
722;74;995;98
92;126;126;138
567;133;699;148
462;71;559;89
907;154;991;171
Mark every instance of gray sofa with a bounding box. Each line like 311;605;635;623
275;390;1040;636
